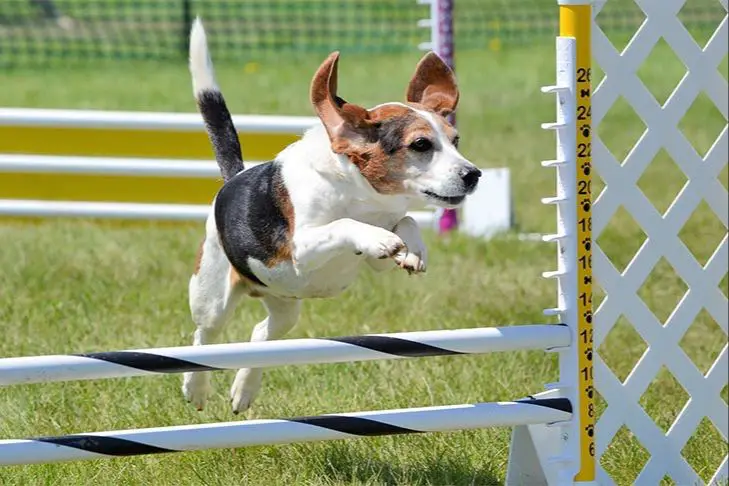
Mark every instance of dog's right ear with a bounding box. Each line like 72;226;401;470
310;52;373;153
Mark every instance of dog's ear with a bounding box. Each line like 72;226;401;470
406;52;459;117
311;52;374;152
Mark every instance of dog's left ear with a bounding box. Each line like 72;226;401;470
406;52;459;117
311;51;374;153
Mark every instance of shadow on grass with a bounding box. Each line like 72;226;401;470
315;442;504;486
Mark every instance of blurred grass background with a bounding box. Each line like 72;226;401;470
0;0;725;67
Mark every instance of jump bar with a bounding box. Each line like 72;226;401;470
0;398;572;466
0;325;569;386
0;107;319;133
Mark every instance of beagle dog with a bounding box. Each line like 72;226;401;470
183;18;481;414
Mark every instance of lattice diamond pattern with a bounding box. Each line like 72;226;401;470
636;149;688;215
598;96;647;163
678;0;729;47
636;258;689;325
678;309;727;375
636;38;686;106
638;366;690;433
661;475;677;486
592;0;728;484
679;91;727;157
600;425;651;484
594;0;647;53
681;417;729;484
678;200;728;266
598;316;648;382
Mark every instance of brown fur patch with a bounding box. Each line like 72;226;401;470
406;102;457;138
229;267;265;298
193;239;205;275
229;266;242;287
401;117;438;145
337;104;439;195
266;179;295;266
368;104;412;122
351;149;403;194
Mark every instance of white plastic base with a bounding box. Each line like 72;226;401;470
460;167;512;238
506;389;570;486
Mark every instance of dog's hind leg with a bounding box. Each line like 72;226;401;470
230;295;301;415
183;217;245;411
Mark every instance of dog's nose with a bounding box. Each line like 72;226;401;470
460;166;482;191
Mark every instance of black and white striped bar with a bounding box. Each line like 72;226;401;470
0;325;569;386
0;398;572;466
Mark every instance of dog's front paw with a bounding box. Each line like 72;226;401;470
183;371;211;411
355;228;406;260
394;247;427;274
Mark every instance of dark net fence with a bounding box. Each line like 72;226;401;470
0;0;724;67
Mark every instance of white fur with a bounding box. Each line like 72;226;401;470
188;17;218;95
184;21;476;414
406;107;474;202
183;209;245;410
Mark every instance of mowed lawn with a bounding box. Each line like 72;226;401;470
0;37;727;485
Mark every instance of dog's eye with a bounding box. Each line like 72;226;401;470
409;138;433;152
452;136;460;148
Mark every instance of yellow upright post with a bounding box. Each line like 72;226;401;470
559;0;595;482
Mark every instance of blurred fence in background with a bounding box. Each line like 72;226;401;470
0;0;725;67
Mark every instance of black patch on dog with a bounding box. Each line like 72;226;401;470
377;117;409;155
197;89;244;182
214;162;292;286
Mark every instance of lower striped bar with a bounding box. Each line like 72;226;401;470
0;398;571;466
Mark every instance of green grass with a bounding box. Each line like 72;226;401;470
0;38;727;485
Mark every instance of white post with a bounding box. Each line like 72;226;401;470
551;35;582;485
506;35;581;486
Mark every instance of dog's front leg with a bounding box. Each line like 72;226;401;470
364;216;427;274
293;218;405;272
392;216;427;274
230;295;301;415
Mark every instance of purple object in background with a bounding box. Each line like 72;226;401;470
434;0;458;233
435;0;455;105
439;207;459;233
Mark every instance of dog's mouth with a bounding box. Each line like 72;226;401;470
423;190;466;207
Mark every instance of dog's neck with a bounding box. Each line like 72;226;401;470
292;124;399;199
278;123;413;227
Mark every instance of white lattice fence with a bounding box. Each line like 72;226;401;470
592;0;728;484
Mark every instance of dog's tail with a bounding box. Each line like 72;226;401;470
189;17;244;182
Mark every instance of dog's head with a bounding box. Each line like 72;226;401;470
310;51;481;208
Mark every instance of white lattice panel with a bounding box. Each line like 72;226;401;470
592;0;728;484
